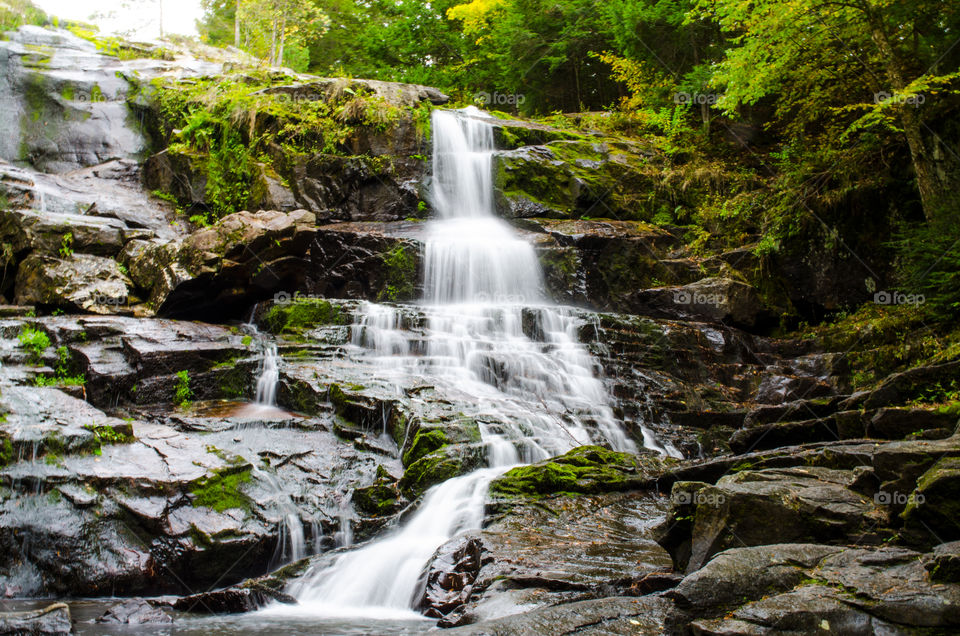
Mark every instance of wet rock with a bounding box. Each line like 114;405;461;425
752;373;833;403
812;546;960;627
444;595;671;635
492;139;658;221
926;541;960;583
0;209;127;258
14;253;133;314
306;221;423;301
149;209;317;319
858;360;960;410
689;584;903;635
97;598;171;624
656;467;884;572
291;154;425;221
667;543;843;613
729;416;841;454
173;553;311;614
0;602;71;635
174;584;296;614
630;277;765;328
427;493;671;626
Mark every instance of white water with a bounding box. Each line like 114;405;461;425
238;330;316;566
254;344;280;406
276;107;655;618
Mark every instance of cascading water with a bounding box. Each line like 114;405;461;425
254;343;280;407
274;107;657;619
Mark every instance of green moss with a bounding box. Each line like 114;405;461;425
218;366;249;399
190;467;252;513
353;482;400;517
0;437;13;467
490;445;661;498
378;244;417;301
402;428;450;467
399;451;465;499
262;298;346;334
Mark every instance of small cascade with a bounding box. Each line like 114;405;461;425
280;107;664;619
254;344;279;407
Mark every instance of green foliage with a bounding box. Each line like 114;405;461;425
378;245;417;301
891;211;960;316
0;0;48;34
174;370;193;406
17;326;49;364
58;232;73;258
34;345;85;386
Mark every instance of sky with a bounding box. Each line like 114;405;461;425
33;0;203;40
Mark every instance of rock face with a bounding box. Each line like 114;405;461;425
0;314;394;596
145;209;318;318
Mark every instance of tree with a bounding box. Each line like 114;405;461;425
696;0;960;220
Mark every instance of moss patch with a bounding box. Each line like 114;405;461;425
378;244;418;301
490;445;665;498
262;299;346;334
190;467;252;513
402;428;450;467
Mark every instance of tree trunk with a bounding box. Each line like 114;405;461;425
870;18;943;220
158;0;164;39
234;0;240;48
270;19;277;66
278;8;287;67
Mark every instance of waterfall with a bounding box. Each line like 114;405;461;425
273;107;651;619
254;343;279;407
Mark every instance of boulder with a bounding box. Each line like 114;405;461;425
0;209;127;257
868;407;958;439
444;596;671;635
902;456;960;543
424;492;672;627
144;209;318;319
0;602;71;635
306;221;423;302
97;598;171;624
14;253;133;313
656;467;884;572
630;278;765;328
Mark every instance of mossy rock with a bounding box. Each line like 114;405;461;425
490;445;668;499
399;444;485;499
353;482;402;517
902;456;960;542
261;299;347;334
377;244;418;302
402;428;450;467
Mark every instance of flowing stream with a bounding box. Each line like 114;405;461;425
271;107;662;619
